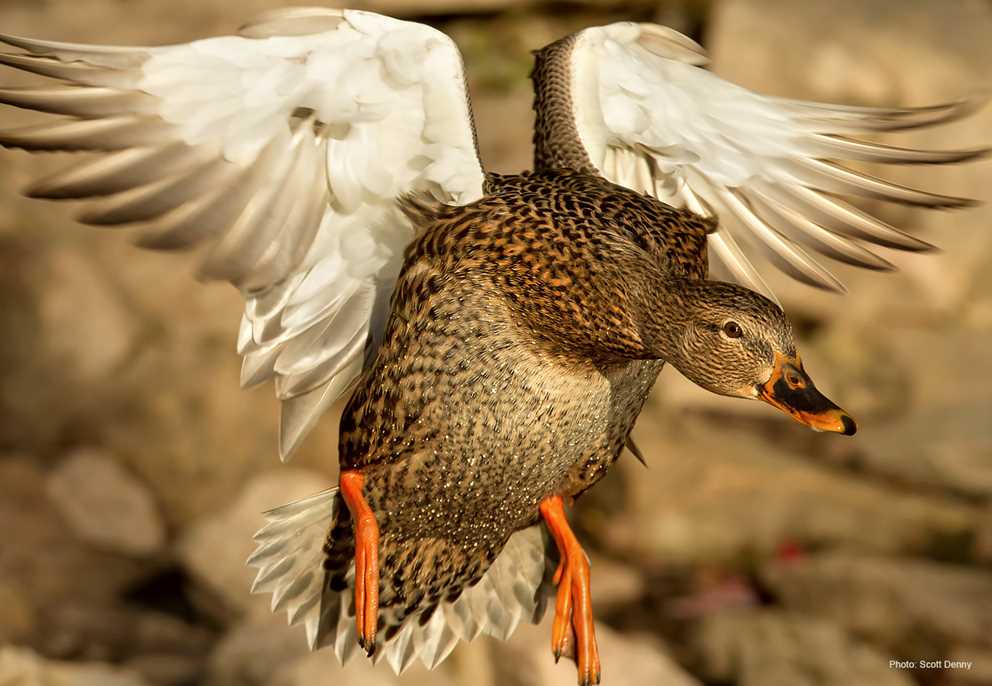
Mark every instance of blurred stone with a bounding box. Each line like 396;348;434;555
178;469;331;621
766;315;992;514
665;574;759;621
471;84;535;174
206;617;309;686
976;507;992;564
41;604;214;665
709;0;990;102
46;448;166;557
124;654;203;686
489;618;700;686
802;323;911;425
446;636;496;686
606;413;978;567
0;580;37;643
814;324;992;501
0;645;150;686
588;554;645;610
0;457;147;645
944;646;992;685
653;0;710;38
761;552;992;650
691;609;913;686
0;234;60;451
38;248;140;384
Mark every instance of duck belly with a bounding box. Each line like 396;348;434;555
334;291;664;642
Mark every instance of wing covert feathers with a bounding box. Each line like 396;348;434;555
561;21;987;299
0;10;485;460
248;490;552;674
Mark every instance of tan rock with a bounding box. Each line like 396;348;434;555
41;603;213;671
124;653;202;686
46;448;166;557
691;609;914;686
470;84;535;174
38;249;140;383
588;554;645;610
207;616;309;686
0;581;36;643
487;618;700;686
607;412;978;566
0;645;150;686
944;645;992;686
0;457;147;642
790;321;992;501
177;468;332;621
976;507;992;564
761;552;992;649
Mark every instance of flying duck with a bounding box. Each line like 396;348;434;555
0;7;984;684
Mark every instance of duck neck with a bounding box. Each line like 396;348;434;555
636;278;709;368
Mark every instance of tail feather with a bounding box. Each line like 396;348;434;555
247;488;553;674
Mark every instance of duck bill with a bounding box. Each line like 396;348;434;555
756;353;857;436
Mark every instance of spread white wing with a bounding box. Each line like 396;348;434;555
0;7;485;459
553;22;987;300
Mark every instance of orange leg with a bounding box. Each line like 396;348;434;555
340;469;380;657
539;496;601;686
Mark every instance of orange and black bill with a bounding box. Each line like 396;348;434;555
756;353;857;436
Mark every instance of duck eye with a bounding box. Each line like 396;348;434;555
722;321;743;339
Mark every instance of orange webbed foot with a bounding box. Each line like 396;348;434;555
540;496;601;686
550;557;573;662
340;469;380;656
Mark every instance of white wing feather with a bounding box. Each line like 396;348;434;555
248;488;551;674
567;22;986;300
0;8;486;459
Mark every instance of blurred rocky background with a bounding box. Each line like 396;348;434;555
1;0;990;684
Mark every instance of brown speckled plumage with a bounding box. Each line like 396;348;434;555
531;35;596;173
328;169;714;638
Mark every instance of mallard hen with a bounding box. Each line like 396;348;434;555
0;7;983;684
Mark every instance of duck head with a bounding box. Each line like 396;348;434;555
657;281;856;435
